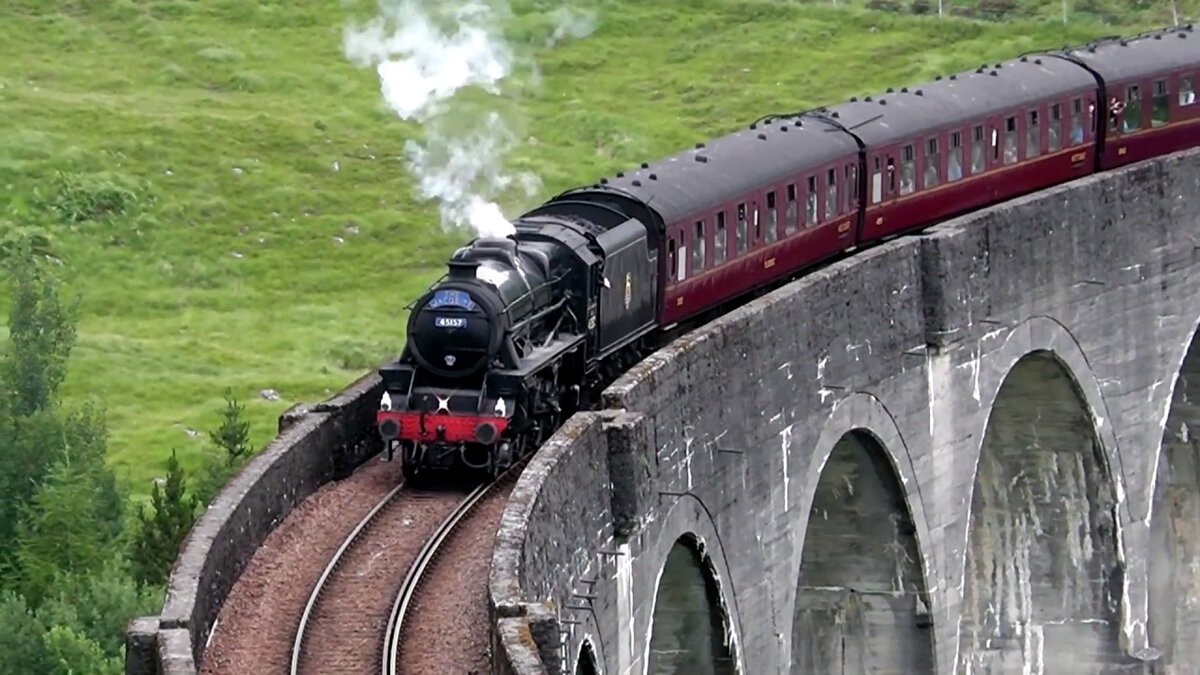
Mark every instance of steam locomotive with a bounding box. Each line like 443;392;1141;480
376;25;1200;482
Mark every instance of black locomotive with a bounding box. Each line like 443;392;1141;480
376;199;660;481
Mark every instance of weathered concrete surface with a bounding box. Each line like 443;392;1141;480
490;148;1200;674
124;371;385;675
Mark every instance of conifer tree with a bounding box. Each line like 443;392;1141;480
132;450;198;587
209;388;252;466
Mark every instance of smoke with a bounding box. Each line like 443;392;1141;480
343;1;597;239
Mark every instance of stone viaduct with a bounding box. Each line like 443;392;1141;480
126;149;1200;675
490;148;1200;675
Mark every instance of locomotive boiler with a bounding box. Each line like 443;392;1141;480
376;206;659;482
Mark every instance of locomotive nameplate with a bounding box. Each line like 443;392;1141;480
435;317;467;329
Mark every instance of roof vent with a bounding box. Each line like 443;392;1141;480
1119;40;1127;46
935;75;942;81
915;89;923;96
887;87;894;93
865;95;873;101
641;162;649;169
757;133;767;140
793;119;802;127
1020;56;1028;62
749;122;757;129
832;111;840;118
600;178;608;184
781;125;789;132
901;87;909;93
616;171;624;177
649;173;657;180
850;96;858;101
880;99;887;105
695;142;705;149
995;63;1002;68
695;154;708;163
950;74;957;80
765;118;774;124
1034;58;1042;64
631;179;641;187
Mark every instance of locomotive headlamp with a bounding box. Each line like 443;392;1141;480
379;418;400;440
475;422;499;444
380;392;392;411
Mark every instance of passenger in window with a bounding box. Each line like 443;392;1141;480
1108;97;1124;130
1003;139;1017;165
947;158;962;182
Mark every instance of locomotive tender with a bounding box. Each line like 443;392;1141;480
377;26;1200;482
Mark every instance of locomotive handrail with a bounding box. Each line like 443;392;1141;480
505;296;568;335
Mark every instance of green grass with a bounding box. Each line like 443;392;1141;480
0;0;1179;495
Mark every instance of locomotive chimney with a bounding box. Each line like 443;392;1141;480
447;259;480;279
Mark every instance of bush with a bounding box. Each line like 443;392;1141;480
37;171;144;225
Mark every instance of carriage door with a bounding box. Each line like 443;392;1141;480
844;160;860;239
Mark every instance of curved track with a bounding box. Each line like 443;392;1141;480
381;466;525;674
289;481;407;674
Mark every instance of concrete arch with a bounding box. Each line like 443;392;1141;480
957;348;1134;672
640;502;743;675
791;430;934;674
1147;321;1200;669
783;392;939;673
576;638;601;675
968;315;1127;522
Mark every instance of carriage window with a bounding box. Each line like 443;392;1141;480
765;191;778;242
692;221;706;273
991;126;1000;162
1003;117;1018;164
1069;98;1084;145
1181;76;1196;106
785;184;798;233
1152;80;1170;127
900;144;915;195
667;237;678;282
887;157;897;194
805;176;817;225
971;125;986;174
752;203;761;243
1124;85;1142;132
736;203;748;254
825;169;838;219
1048;104;1062;151
714;212;727;264
924;137;939;188
948;132;963;182
846;164;858;207
871;157;883;204
1026;109;1040;159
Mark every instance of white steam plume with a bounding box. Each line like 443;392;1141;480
343;1;597;240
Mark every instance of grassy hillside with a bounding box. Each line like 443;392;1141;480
0;0;1175;493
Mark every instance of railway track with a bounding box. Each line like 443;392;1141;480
286;464;523;675
382;464;525;674
289;480;405;674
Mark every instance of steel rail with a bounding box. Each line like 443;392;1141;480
289;480;407;675
381;464;525;674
